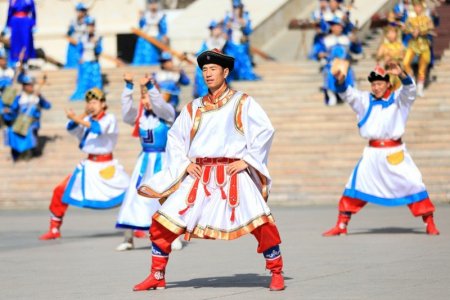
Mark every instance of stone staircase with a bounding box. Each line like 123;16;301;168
1;32;450;209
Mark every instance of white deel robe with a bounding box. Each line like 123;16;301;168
339;77;430;206
62;113;130;209
138;88;275;240
116;85;175;230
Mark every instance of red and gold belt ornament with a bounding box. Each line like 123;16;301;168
178;158;240;222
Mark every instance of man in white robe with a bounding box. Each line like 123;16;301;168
323;62;439;236
133;49;285;292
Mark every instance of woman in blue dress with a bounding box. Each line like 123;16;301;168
223;2;260;81
5;75;51;161
6;0;36;66
132;0;168;66
65;3;89;69
70;16;103;101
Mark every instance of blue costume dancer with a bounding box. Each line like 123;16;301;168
65;3;89;69
223;2;260;81
4;75;51;160
315;17;362;105
6;0;36;66
132;0;167;66
153;52;190;109
0;49;15;127
193;20;227;98
116;75;180;251
309;0;332;60
70;17;103;101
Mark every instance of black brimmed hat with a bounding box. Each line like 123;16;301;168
197;49;235;72
368;65;390;82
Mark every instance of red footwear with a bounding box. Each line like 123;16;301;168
322;213;350;237
133;271;166;291
133;230;147;239
266;255;285;291
423;214;440;235
39;218;62;240
270;272;285;291
133;255;168;291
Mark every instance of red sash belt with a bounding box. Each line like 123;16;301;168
88;153;113;162
369;139;402;148
13;12;28;17
179;157;240;222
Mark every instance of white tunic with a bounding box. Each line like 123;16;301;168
143;11;164;37
139;89;275;240
116;86;175;230
339;78;429;206
62;113;130;209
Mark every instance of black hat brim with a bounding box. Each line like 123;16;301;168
197;50;235;72
368;72;390;82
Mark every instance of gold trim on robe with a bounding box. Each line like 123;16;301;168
153;211;275;241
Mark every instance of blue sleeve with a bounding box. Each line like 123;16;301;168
196;42;208;56
350;41;362;54
66;120;78;131
242;15;252;36
146;81;154;90
335;79;349;93
139;17;146;28
401;75;413;86
67;24;75;36
159;15;168;36
3;96;19;122
38;96;51;110
90;120;102;134
125;82;134;89
315;40;327;60
179;71;190;85
94;37;103;55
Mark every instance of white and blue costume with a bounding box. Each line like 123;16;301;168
132;10;167;66
0;63;15;125
336;76;430;206
315;20;362;105
5;90;51;155
154;68;190;109
70;31;103;101
116;82;175;230
65;4;89;69
63;113;129;208
223;10;260;81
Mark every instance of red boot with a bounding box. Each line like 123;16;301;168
423;214;440;235
266;256;285;291
133;230;147;239
39;218;62;240
322;213;350;237
133;255;168;291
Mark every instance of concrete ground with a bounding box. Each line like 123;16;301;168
0;205;449;300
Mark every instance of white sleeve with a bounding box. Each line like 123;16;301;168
121;87;138;126
339;86;369;121
242;97;274;186
397;77;416;107
148;86;175;123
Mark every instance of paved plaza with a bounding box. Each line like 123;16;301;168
0;205;449;300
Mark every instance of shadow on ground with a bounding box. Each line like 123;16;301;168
350;227;425;235
167;273;293;289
